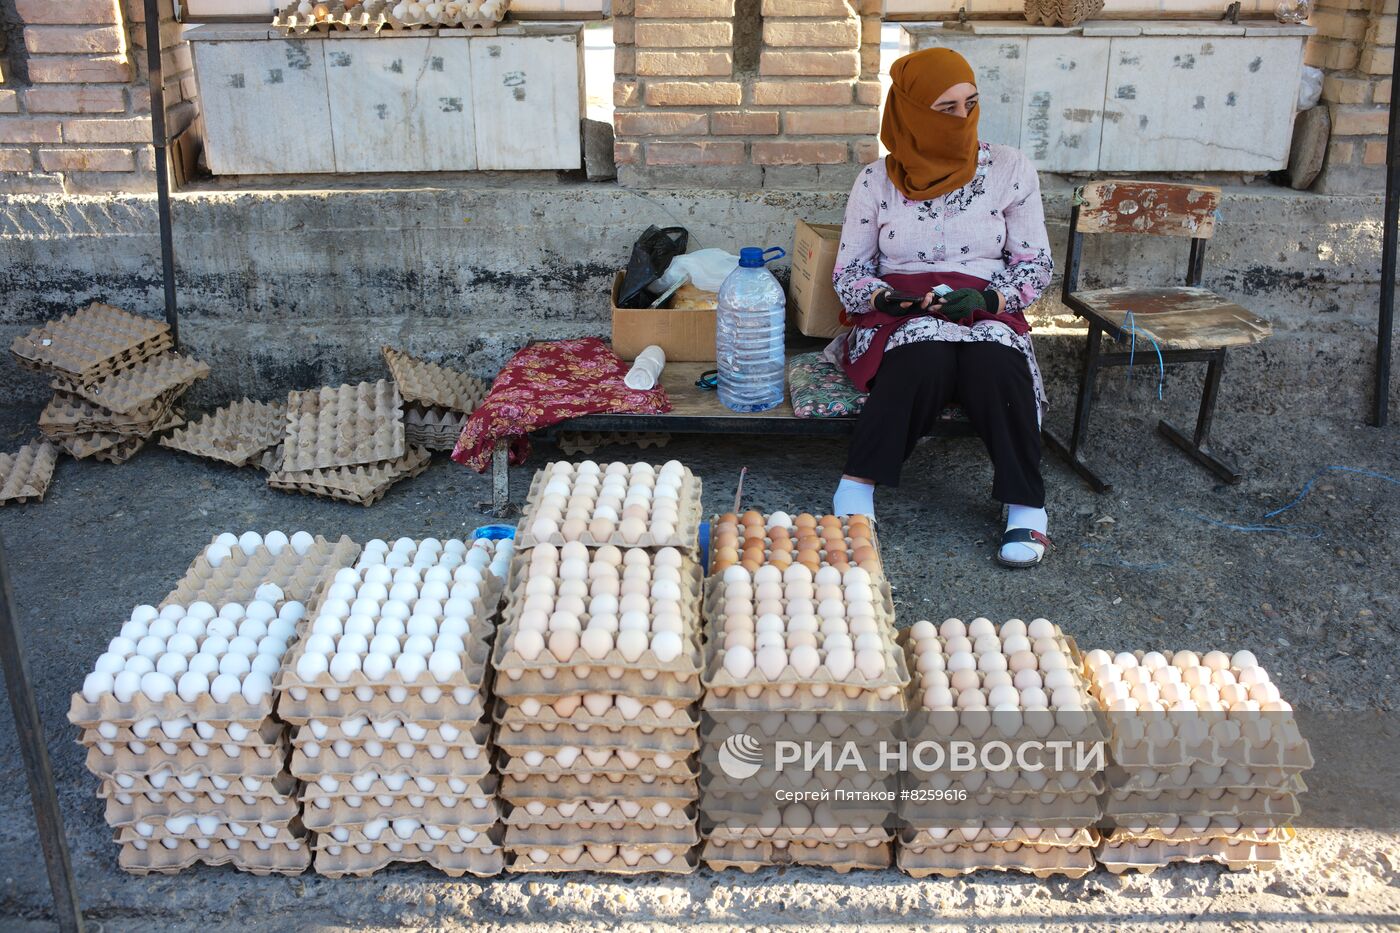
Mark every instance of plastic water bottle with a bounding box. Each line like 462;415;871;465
716;246;787;413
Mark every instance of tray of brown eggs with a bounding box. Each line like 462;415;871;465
708;511;881;579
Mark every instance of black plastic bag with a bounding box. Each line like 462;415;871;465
618;226;689;309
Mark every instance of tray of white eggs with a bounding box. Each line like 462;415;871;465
302;771;496;811
120;836;311;876
900;824;1099;849
701;565;907;710
318;820;502;852
291;731;493;779
495;718;699;757
702;838;891;874
80;716;286;755
498;744;698;781
1099;816;1294;846
508;843;696;875
313;842;504;879
503;772;698;805
102;783;300;830
105;768;295;804
502;798;697;831
1083;649;1312;772
495;693;698;734
87;732;291;781
116;816;307;848
1102;783;1303;824
161;531;360;609
505;820;697;850
1093;834;1287;874
304;788;499;832
706;801;892;845
296;714;491;752
896;838;1096;879
71;592;305;728
703;710;896;746
515;461;702;551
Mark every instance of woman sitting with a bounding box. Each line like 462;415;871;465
830;48;1055;568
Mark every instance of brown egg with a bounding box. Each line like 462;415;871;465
799;556;820;574
712;559;733;574
853;545;876;565
715;529;739;548
795;513;817;529
741;511;764;527
769;552;792;570
827;553;849;568
848;515;870;533
740;557;762;573
718;512;738;527
859;558;881;575
715;546;739;566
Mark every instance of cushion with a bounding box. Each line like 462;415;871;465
788;351;866;419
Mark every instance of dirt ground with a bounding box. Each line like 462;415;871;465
0;389;1397;932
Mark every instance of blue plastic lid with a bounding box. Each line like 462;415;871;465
738;246;787;268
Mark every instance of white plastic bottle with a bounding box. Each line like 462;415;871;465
716;246;787;413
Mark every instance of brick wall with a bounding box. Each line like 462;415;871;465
1311;0;1394;193
0;0;196;194
614;0;882;188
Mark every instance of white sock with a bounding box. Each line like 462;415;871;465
1002;504;1048;563
833;478;876;519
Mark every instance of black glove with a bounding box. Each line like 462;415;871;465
873;290;928;317
937;288;985;321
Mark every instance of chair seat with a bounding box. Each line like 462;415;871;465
1067;286;1271;351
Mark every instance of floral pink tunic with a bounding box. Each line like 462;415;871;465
832;142;1055;416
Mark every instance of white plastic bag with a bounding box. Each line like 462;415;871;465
650;249;741;294
1298;65;1323;110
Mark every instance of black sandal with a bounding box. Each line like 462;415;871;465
997;528;1053;568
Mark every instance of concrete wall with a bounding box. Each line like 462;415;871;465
1;179;1393;423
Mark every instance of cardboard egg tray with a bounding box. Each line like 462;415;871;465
87;423;180;464
54;404;185;462
702;711;896;745
116;818;307;847
278;684;488;725
10;303;172;385
707;513;883;579
513;464;704;552
1100;822;1292;846
119;837;311;875
896;840;1096;878
1105;762;1299;794
161;533;362;607
279;380;406;474
1103;782;1304;822
1107;724;1313;772
1094;835;1287;873
503;773;699;805
80;716;284;751
89;739;290;780
495;700;699;736
301;772;495;804
0;441;58;505
313;841;505;879
702;573;899;635
69;689;283;731
701;769;893;805
404;404;469;452
503;544;703;594
505;821;698;849
916;768;1106;798
381;346;489;414
706;816;891;846
268;445;432;507
503;800;696;831
497;750;698;782
495;620;703;686
701;838;892;873
495;722;699;757
319;822;501;850
491;661;703;704
291;743;492;780
506;845;698;874
51;352;209;415
303;794;499;832
294;719;492;753
159;398;287;468
899;788;1103;827
39;389;181;438
104;768;297;800
103;789;301;828
900;825;1098;848
273;0;506;37
700;675;909;714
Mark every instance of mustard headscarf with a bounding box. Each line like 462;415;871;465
881;48;980;201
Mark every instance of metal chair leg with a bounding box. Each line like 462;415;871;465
490;438;514;517
1043;323;1114;493
1157;350;1243;484
0;536;85;933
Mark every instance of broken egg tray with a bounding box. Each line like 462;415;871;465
381;346;489;414
512;466;704;553
506;846;698;875
505;821;698;850
313;842;504;879
707;517;885;580
80;716;285;752
279;380;406;474
900;825;1098;849
899;789;1103;827
0;441;59;505
159;398;287;468
1094;836;1287;874
292;745;492;781
161;533;363;608
104;791;301;829
302;795;499;832
52;352;209;415
1104;782;1304;821
118;838;310;875
495;700;698;735
87;740;290;781
503;800;696;831
702;839;892;873
897;841;1096;879
267;445;432;508
293;719;492;752
10;303;172;383
502;773;699;805
1104;762;1302;794
495;722;699;757
497;750;698;783
276;683;489;726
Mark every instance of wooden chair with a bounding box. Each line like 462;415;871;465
1043;180;1271;493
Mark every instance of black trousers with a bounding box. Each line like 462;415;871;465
843;340;1045;507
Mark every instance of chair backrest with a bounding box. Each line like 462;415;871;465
1074;180;1221;239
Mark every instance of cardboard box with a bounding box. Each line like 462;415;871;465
788;220;846;338
611;273;717;362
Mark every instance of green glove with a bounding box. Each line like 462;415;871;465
938;288;986;321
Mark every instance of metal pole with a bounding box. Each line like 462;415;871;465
144;0;180;349
1375;40;1399;427
0;536;85;933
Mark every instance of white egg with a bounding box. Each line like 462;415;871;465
94;652;126;675
290;531;315;555
651;631;683;664
329;652;361;683
82;671;114;702
205;543;231;568
395;653;427;680
237;531;263;555
113;670;141;702
724;645;755;678
241;672;273;703
362;653;393;681
218;654;251;678
209;673;241;703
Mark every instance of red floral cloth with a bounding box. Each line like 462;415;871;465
451;338;671;472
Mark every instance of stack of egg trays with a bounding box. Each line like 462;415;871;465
276;538;510;878
161;532;363;608
894;619;1106;879
493;464;705;874
1083;649;1313;874
68;607;310;876
698;517;908;873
